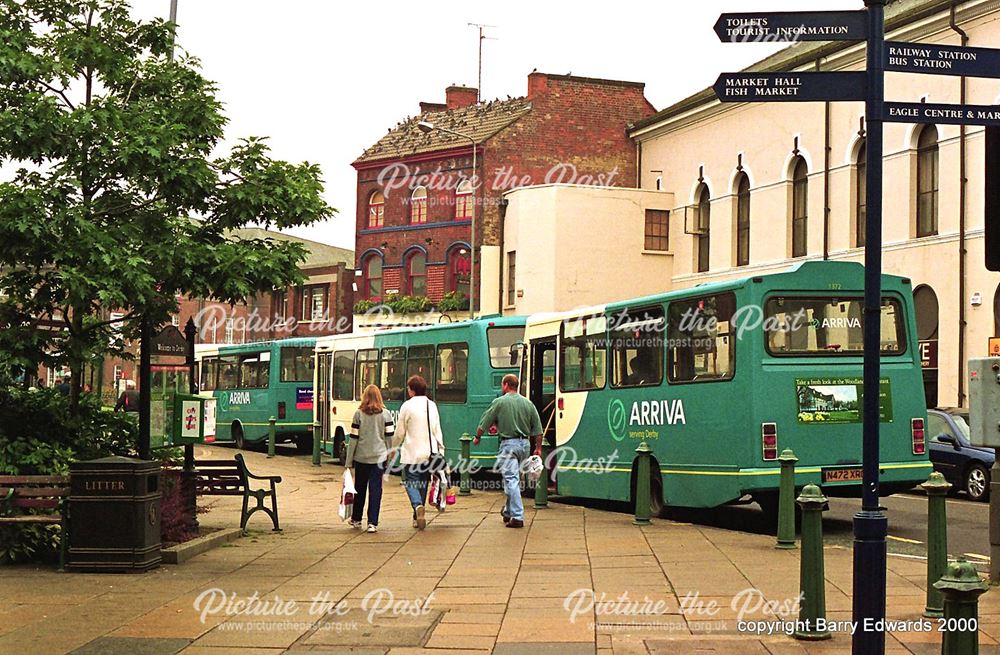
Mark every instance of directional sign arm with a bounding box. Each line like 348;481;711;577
884;102;1000;127
714;72;867;103
886;41;1000;79
714;11;867;43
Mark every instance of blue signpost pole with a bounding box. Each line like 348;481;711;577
853;1;888;653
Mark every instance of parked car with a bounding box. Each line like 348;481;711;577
927;408;994;501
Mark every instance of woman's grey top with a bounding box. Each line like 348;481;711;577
345;408;395;466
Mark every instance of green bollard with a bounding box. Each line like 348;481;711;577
794;484;831;640
922;471;951;617
312;419;321;466
534;442;550;509
934;559;989;655
267;417;276;458
776;448;798;550
459;433;472;496
633;442;652;526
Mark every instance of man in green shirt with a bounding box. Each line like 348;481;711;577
475;374;543;528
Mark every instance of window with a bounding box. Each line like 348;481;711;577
239;352;270;389
455;179;474;220
856;141;867;248
696;185;710;273
379;347;406;401
764;296;905;356
355;349;379;400
407;345;435;386
436;343;469;403
300;285;326;321
610;306;664;388
506;251;516;306
927;412;951;442
917;125;939;237
333;350;355;401
735;174;750;266
218;355;239;390
560;316;607;391
487;326;525;368
792;157;808;258
280;347;313;382
411;186;428;224
224;318;234;344
448;247;471;301
644;209;669;251
362;255;383;301
405;251;426;297
668;294;736;383
200;358;218;391
273;291;287;321
368;190;384;228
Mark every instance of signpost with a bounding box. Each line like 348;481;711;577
713;1;1000;652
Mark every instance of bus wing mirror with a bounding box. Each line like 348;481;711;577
509;343;524;366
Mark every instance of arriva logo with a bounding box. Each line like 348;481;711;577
229;391;251;406
608;399;627;442
808;317;861;329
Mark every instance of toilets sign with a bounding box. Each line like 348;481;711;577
713;11;867;42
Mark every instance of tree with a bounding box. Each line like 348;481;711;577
0;0;335;416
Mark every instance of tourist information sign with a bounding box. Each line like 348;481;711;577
714;72;866;102
885;101;1000;127
886;41;1000;78
714;11;867;42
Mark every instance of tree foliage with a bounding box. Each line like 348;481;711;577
0;0;335;412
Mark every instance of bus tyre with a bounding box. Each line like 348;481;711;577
233;423;246;450
336;438;347;466
649;476;666;518
965;463;990;502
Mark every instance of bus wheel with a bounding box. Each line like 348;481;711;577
649;475;666;518
336;437;347;466
233;423;246;450
295;434;312;454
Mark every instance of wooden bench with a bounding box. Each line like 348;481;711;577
0;475;70;568
169;455;281;533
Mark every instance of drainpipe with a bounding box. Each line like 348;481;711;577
951;2;968;407
819;58;832;260
636;139;643;188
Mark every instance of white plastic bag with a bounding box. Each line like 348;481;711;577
339;469;356;521
525;454;544;482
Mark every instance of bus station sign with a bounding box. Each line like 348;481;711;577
884;101;1000;127
886;40;1000;78
713;72;866;103
714;11;867;42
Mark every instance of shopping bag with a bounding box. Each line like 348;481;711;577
339;469;356;521
524;455;544;482
446;486;458;505
434;470;448;512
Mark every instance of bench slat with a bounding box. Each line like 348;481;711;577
0;476;69;484
0;515;61;524
0;487;69;497
8;498;61;510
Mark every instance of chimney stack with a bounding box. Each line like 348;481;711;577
445;85;479;109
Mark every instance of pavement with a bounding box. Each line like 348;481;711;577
2;445;999;655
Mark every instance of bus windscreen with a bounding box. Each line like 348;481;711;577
487;326;525;368
764;297;905;356
280;347;314;382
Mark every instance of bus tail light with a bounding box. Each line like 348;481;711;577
558;398;564;411
911;418;925;455
762;422;778;461
278;402;286;420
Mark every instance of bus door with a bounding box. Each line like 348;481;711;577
316;352;332;452
528;337;557;486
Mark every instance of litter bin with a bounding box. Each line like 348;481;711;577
67;456;161;572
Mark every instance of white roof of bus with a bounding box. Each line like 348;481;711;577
524;305;608;337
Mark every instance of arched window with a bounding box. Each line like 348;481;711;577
405;251;427;297
455;180;473;221
735;173;750;267
695;184;711;273
411;186;428;224
917;125;939;237
361;254;383;300
791;157;808;258
914;284;939;408
856;141;867;248
448;247;471;301
367;190;384;228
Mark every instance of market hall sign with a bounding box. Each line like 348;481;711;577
884;101;1000;127
713;11;867;42
714;72;866;103
885;41;1000;78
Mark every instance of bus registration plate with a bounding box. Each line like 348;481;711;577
823;468;863;483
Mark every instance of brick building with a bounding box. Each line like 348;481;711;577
352;72;656;317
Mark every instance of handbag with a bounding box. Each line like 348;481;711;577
426;398;447;474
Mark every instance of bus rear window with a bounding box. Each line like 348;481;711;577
280;347;314;382
487;326;525;368
764;297;905;356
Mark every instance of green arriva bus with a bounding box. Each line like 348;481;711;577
313;316;526;466
195;338;317;451
521;261;932;514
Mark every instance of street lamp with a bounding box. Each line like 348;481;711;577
417;121;478;316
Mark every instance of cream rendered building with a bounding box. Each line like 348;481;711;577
626;0;1000;408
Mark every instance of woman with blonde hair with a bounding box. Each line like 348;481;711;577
345;384;395;532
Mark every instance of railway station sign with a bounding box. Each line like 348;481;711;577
714;11;867;42
713;72;866;103
884;101;1000;127
886;41;1000;78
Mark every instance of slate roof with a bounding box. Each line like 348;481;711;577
354;97;533;165
230;228;353;269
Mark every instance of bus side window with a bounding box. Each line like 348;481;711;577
201;358;217;391
436;343;468;403
667;294;736;383
610;306;665;388
355;349;378;400
560;316;607;392
379;347;406;402
333;351;355;401
218;356;239;390
407;345;435;392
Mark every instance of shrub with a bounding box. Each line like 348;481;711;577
438;291;469;312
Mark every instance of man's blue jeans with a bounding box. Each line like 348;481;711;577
403;465;429;510
497;438;530;521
